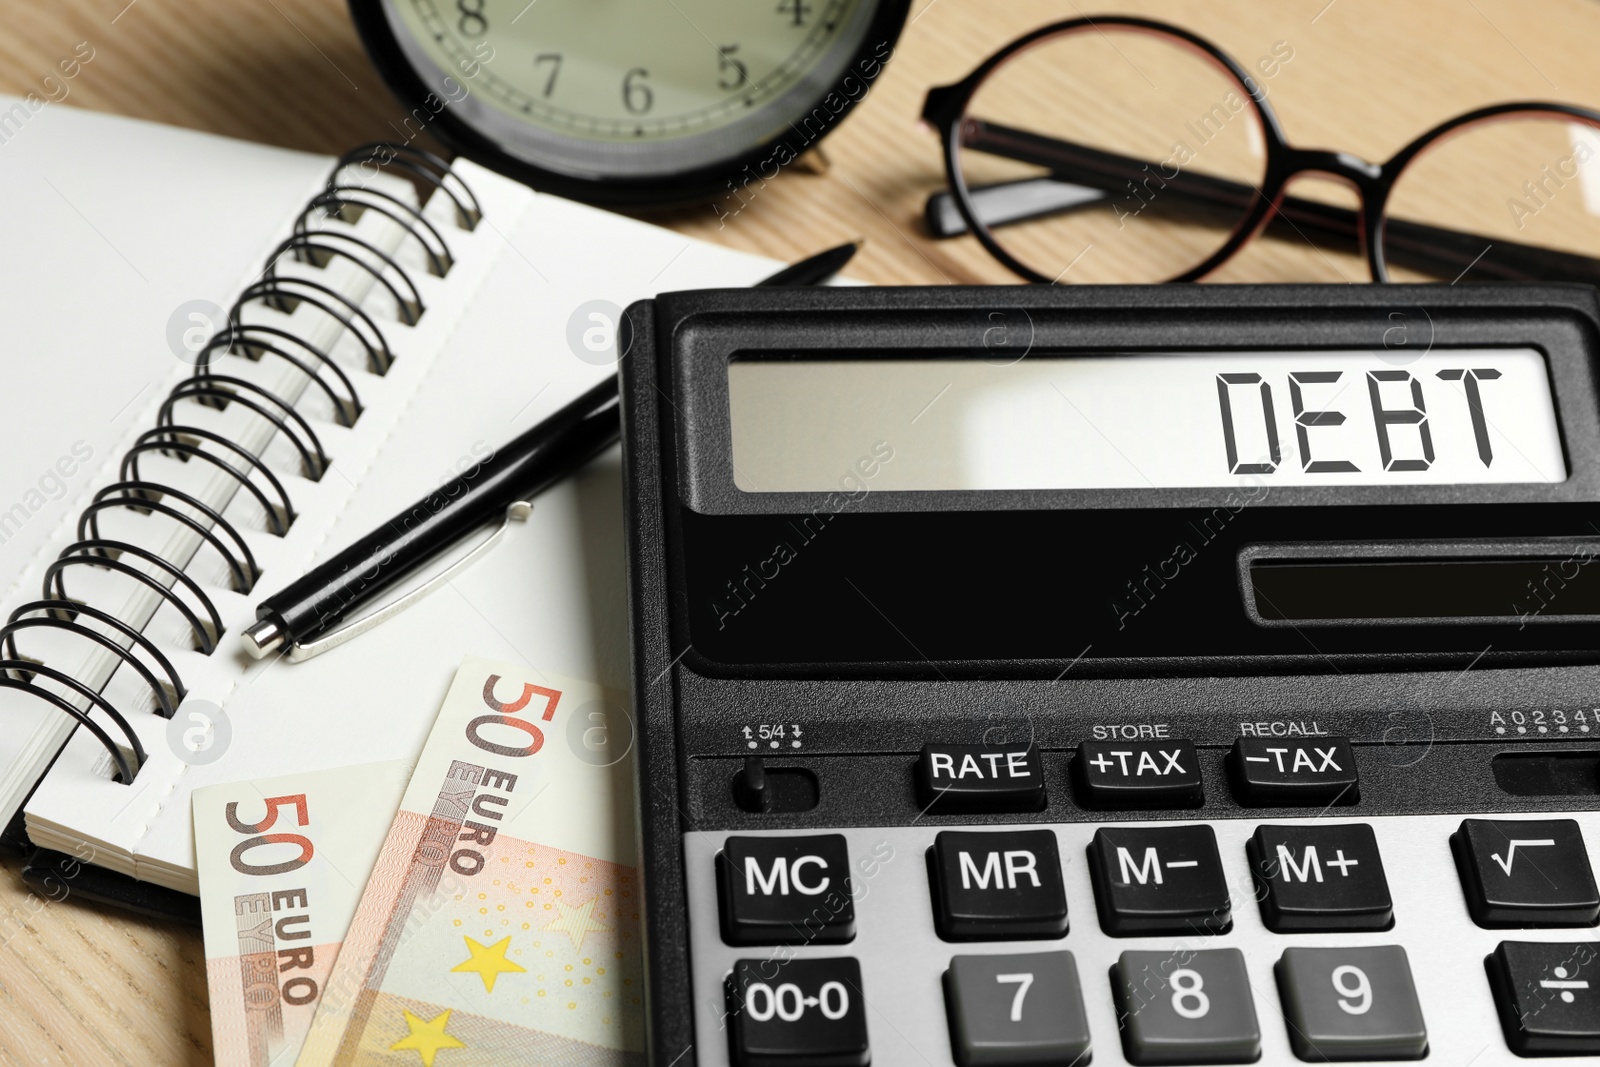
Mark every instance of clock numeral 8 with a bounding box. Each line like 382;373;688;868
623;68;653;115
456;0;488;37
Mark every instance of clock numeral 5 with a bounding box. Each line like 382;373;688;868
777;0;812;27
456;0;488;36
535;53;562;97
718;44;748;91
623;67;654;115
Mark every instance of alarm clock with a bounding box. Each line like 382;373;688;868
348;0;909;206
619;284;1600;1065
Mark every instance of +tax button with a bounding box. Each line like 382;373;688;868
1074;739;1204;809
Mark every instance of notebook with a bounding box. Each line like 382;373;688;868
0;98;787;900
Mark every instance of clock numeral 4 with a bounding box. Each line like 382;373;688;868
456;0;488;36
718;44;748;91
623;68;654;115
776;0;812;27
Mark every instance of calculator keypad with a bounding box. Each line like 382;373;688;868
690;815;1600;1066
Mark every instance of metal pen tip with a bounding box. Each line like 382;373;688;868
241;617;286;659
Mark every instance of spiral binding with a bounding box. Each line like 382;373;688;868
0;144;480;783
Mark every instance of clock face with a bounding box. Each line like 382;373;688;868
376;0;890;187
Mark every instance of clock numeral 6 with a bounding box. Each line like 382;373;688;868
623;68;653;115
777;0;812;27
456;0;488;36
718;44;748;91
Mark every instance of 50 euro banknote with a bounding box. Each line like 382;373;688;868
196;758;416;1067
295;657;643;1067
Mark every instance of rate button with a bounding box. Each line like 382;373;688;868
916;743;1046;814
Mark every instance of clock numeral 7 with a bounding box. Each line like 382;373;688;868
718;43;748;91
777;0;812;27
535;53;562;97
456;0;488;36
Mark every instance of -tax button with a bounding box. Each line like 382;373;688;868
719;835;855;946
1231;736;1359;806
916;743;1047;814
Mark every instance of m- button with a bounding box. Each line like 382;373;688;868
1230;736;1359;806
719;835;855;946
1074;739;1203;808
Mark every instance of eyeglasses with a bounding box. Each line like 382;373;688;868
921;16;1600;285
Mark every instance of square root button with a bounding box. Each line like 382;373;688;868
1230;736;1358;806
1452;818;1600;927
1074;739;1203;809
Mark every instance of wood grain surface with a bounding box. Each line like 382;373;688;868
1;1;1598;1062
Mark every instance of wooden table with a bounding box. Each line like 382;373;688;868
1;1;1597;1061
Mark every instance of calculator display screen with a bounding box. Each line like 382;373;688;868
727;348;1566;492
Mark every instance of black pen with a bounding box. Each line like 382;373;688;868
241;239;861;661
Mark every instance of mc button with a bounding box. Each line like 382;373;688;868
719;835;855;946
1231;736;1359;806
1074;739;1203;809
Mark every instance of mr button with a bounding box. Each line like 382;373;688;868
930;830;1068;941
719;835;855;946
1075;739;1203;809
1230;736;1359;806
916;743;1047;814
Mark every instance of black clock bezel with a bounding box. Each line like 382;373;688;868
347;0;911;208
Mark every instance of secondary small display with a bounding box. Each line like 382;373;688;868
727;348;1566;491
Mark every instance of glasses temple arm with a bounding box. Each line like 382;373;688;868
929;119;1600;284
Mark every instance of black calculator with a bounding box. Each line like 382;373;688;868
619;284;1600;1066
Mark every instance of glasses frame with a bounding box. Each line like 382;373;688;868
922;15;1600;284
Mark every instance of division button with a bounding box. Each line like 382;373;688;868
930;829;1068;941
1074;739;1203;809
728;956;869;1067
944;951;1091;1067
1276;946;1428;1061
1114;948;1260;1065
916;742;1047;814
1230;736;1359;806
1452;818;1600;928
719;835;854;946
1488;941;1600;1056
1089;824;1231;937
1247;823;1393;932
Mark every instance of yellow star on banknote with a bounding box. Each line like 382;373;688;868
390;1008;466;1066
542;894;613;952
451;934;527;993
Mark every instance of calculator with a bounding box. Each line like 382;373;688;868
618;284;1600;1066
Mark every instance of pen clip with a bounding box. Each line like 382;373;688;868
285;500;533;663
